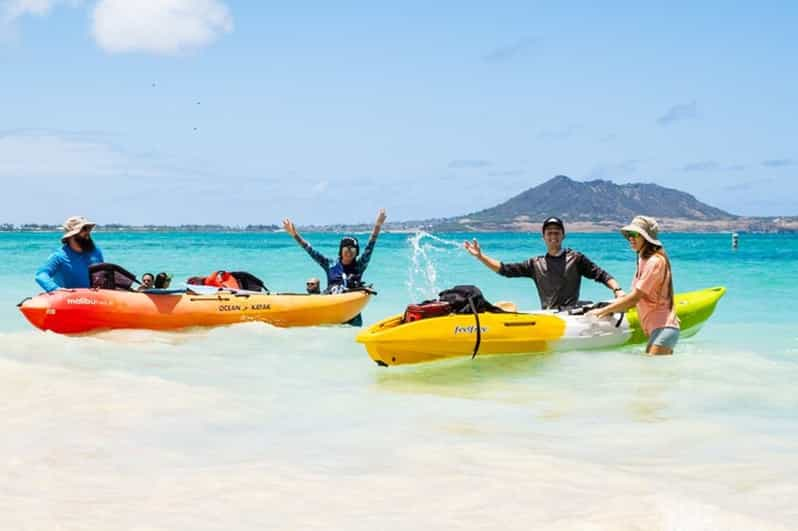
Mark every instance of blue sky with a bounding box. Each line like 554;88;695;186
1;1;796;225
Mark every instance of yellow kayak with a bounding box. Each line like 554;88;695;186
357;287;725;366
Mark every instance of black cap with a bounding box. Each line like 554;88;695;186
339;236;360;256
542;216;565;233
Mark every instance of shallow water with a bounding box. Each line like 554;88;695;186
1;231;796;530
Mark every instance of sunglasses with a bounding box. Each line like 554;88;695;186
306;282;319;286
624;231;640;239
341;246;358;253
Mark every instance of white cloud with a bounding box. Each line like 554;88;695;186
1;0;79;22
91;0;233;55
0;0;81;38
0;130;164;178
0;130;217;223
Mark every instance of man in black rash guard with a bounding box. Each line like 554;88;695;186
464;217;625;310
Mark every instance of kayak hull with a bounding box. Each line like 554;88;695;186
19;289;372;334
357;287;725;366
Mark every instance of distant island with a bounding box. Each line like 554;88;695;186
422;175;798;233
2;176;796;233
0;223;282;233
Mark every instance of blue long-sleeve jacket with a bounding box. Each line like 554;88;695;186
299;237;377;291
35;244;105;292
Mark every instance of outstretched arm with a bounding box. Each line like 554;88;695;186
588;288;642;318
283;218;330;269
463;239;502;273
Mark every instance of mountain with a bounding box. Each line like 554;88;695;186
4;176;794;233
295;176;795;232
465;175;735;223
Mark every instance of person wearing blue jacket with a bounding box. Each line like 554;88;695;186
35;216;104;292
282;209;386;325
283;209;386;292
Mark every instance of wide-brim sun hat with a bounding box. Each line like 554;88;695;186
621;215;662;246
61;216;97;241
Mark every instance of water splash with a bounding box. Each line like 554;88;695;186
405;231;461;301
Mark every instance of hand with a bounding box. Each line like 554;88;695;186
375;208;387;226
463;238;482;258
613;289;626;299
282;218;298;237
587;308;608;319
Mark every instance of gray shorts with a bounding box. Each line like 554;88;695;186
647;326;680;349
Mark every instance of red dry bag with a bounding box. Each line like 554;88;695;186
403;301;451;322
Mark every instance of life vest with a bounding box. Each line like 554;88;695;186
327;261;362;289
203;271;240;289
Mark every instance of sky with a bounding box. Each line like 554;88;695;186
1;0;796;225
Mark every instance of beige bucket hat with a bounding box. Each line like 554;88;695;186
620;215;662;246
61;216;96;241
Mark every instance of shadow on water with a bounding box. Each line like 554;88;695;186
371;345;685;423
371;351;561;398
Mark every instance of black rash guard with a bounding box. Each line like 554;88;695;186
498;248;614;310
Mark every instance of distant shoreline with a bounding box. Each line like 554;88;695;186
2;218;797;235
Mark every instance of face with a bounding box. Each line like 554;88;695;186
542;227;564;248
625;231;644;252
306;280;320;293
70;226;95;251
340;246;357;264
142;275;154;287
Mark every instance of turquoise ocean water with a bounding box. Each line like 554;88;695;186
1;231;796;530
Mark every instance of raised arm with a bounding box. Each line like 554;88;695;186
463;239;502;273
283;218;330;269
358;209;387;271
283;218;307;247
369;208;386;242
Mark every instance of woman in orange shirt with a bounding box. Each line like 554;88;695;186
589;216;680;355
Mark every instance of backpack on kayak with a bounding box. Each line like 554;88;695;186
438;285;504;314
402;285;506;359
402;285;504;323
89;263;139;291
229;271;269;292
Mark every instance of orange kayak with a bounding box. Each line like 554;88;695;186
18;288;373;334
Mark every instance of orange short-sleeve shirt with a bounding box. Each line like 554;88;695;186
633;254;680;336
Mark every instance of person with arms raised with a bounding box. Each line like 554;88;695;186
283;209;386;293
283;209;387;325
